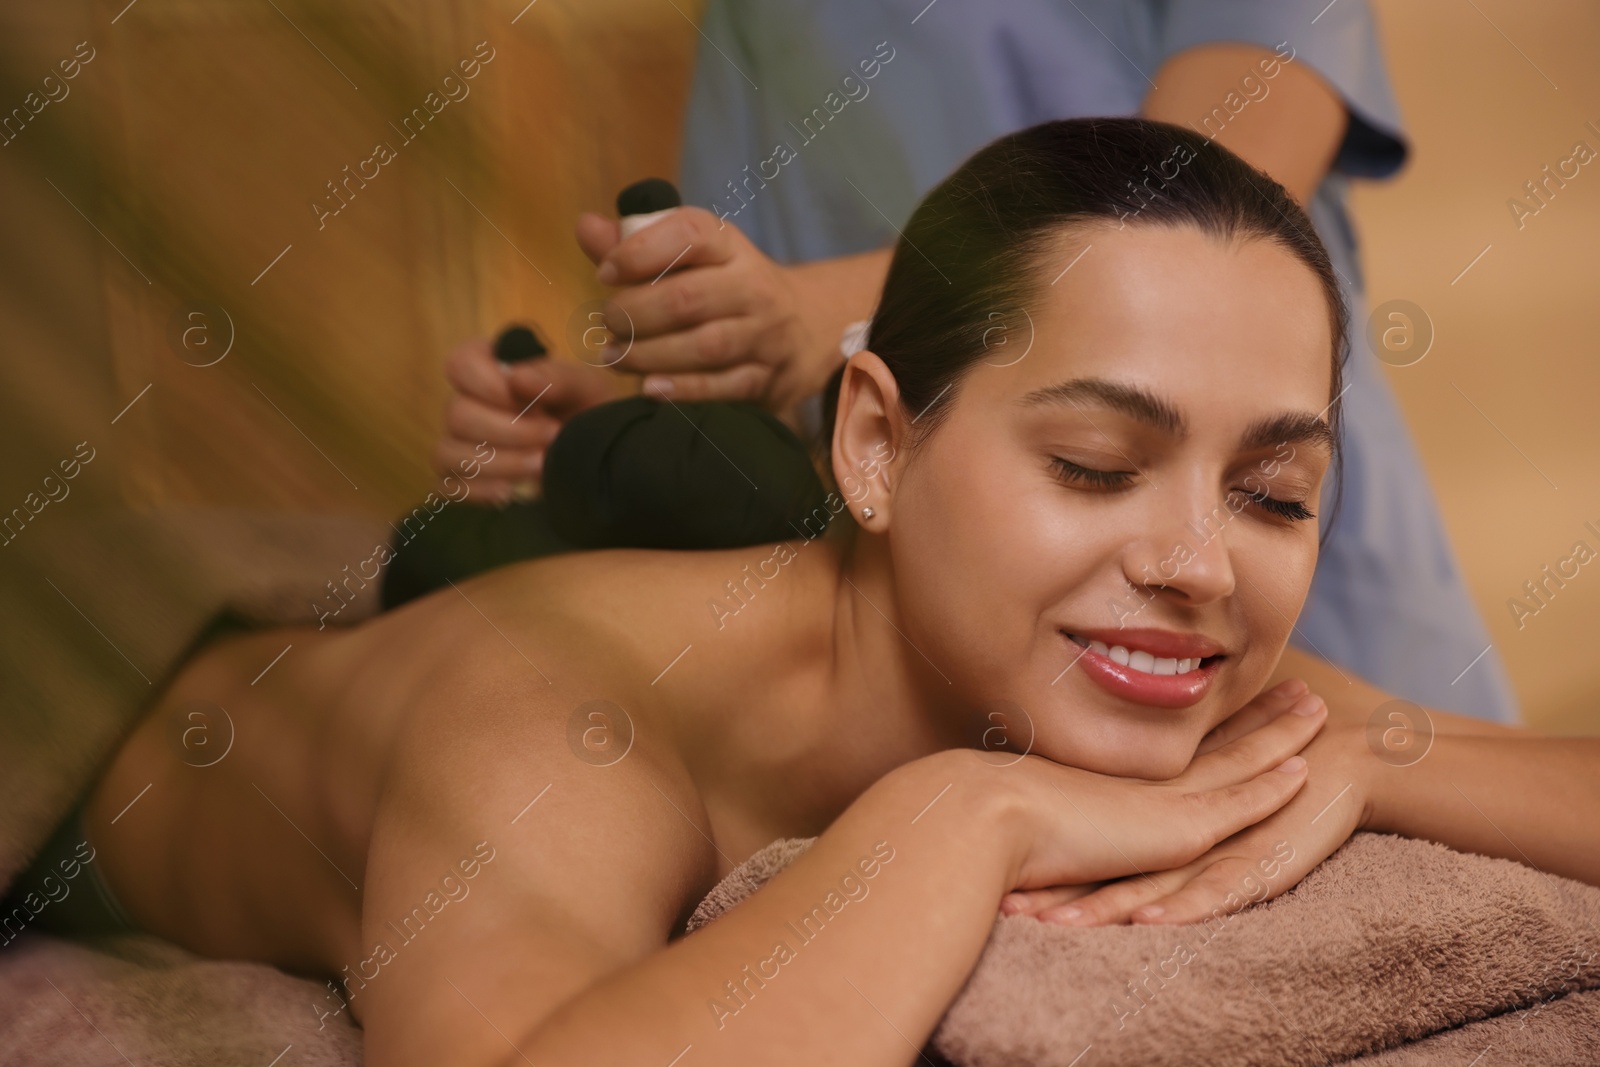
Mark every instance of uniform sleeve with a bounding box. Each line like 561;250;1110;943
1157;0;1408;178
677;0;769;246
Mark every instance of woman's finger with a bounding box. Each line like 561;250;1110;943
1196;677;1309;755
1179;693;1325;792
1039;871;1183;926
999;882;1105;917
1172;757;1309;865
1128;855;1282;926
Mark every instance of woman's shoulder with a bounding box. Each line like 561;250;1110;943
481;539;827;637
452;539;831;690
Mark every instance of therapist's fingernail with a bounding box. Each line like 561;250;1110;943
1276;756;1307;773
1277;678;1309;697
643;376;673;398
597;260;619;285
1133;905;1164;921
1291;695;1325;716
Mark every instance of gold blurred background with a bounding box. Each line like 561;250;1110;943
0;0;1595;733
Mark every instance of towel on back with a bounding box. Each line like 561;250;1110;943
687;832;1600;1066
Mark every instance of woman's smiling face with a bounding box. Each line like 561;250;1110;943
862;223;1336;779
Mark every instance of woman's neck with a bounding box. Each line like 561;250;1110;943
829;525;976;757
697;526;973;833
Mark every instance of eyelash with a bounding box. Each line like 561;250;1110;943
1048;457;1316;522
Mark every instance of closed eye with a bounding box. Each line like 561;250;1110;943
1049;456;1135;491
1233;487;1316;522
1052;456;1317;522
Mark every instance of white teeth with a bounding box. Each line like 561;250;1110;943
1066;634;1210;676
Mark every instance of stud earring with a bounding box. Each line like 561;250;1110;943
861;506;876;521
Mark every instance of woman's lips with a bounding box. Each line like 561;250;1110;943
1060;631;1222;708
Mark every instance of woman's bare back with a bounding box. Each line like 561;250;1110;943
82;538;865;1049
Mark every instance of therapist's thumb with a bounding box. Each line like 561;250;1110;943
575;212;621;267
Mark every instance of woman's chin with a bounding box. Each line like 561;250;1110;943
1036;731;1199;781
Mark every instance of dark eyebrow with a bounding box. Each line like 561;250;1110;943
1018;376;1334;455
1016;377;1186;437
1240;412;1336;454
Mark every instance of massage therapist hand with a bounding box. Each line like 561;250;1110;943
574;207;874;424
430;334;617;503
991;686;1324;894
1001;679;1373;926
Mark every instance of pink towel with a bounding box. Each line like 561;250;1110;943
688;832;1600;1066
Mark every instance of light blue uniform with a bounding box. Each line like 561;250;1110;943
679;0;1518;721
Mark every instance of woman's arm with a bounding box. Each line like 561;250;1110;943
1012;655;1598;927
524;749;1017;1067
519;723;1317;1067
361;655;1321;1067
1363;733;1600;886
1271;645;1526;738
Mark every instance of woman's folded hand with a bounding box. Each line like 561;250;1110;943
992;685;1326;897
1002;679;1375;927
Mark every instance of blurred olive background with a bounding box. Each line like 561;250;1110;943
0;0;1595;733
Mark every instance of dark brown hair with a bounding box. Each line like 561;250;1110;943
821;116;1348;525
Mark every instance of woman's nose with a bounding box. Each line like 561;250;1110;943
1119;496;1237;606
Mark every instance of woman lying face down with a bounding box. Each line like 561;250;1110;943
67;119;1597;1067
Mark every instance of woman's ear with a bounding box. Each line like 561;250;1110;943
830;349;906;529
